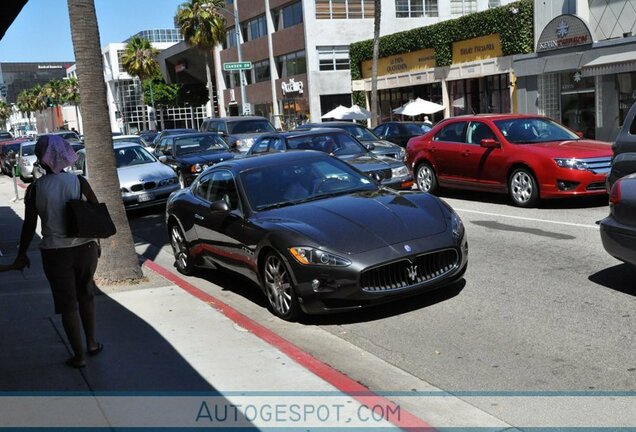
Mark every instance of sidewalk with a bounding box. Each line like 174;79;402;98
0;176;412;430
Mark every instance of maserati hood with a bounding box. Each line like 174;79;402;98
259;190;447;254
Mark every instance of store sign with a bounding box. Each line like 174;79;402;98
452;34;503;64
281;78;304;96
537;14;593;53
361;48;436;79
175;62;187;73
37;65;63;69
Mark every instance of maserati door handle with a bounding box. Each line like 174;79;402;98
194;214;204;220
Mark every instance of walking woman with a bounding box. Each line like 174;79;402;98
8;135;103;368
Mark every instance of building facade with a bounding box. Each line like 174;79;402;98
101;29;199;134
0;61;72;104
159;0;507;128
350;0;523;123
514;0;636;141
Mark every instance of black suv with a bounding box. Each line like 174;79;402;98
199;116;276;153
608;102;636;191
153;132;235;187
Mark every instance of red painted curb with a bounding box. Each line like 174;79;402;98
142;258;435;431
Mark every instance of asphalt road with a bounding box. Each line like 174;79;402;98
127;188;636;425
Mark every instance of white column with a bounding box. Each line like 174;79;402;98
264;0;281;129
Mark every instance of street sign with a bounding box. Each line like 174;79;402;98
242;103;251;116
223;62;252;71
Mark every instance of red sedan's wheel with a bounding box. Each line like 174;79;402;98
509;168;539;207
416;162;438;193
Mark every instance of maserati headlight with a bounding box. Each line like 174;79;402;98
554;158;588;170
289;247;351;267
391;165;409;178
451;211;464;240
190;164;209;173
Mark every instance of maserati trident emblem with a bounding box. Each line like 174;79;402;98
407;265;418;281
404;244;412;252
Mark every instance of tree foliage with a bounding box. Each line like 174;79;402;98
120;36;160;83
175;0;227;51
143;71;181;106
0;100;11;124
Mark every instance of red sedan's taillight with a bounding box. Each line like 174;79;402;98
609;180;622;206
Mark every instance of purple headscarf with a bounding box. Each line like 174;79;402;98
35;135;78;174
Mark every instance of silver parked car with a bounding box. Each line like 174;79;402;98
74;141;179;209
600;174;636;266
18;141;38;182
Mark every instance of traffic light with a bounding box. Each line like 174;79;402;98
46;97;54;107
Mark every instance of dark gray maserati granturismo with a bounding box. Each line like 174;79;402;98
165;151;468;320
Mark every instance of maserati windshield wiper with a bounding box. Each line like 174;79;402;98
256;200;296;211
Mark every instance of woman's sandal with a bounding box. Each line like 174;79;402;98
65;357;86;369
87;342;104;357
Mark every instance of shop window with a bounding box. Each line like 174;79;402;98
617;72;636;127
277;51;306;77
488;0;500;7
242;15;267;42
450;0;476;15
396;0;424;18
315;0;374;19
274;2;303;30
253;59;271;83
317;46;350;71
226;27;238;48
425;0;439;16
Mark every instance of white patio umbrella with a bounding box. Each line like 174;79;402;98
321;105;350;119
340;104;372;120
393;98;445;116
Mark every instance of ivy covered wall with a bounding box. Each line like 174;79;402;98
349;0;533;104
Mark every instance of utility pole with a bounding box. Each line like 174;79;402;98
232;0;249;115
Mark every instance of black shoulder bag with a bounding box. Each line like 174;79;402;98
66;176;117;239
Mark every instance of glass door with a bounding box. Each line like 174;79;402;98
561;91;595;139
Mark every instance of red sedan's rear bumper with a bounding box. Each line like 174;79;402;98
538;168;608;198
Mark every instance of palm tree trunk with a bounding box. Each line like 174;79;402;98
213;44;226;117
204;51;215;118
67;0;143;282
370;0;382;128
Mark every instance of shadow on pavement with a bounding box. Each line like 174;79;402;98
588;263;636;297
438;188;608;209
299;278;466;325
0;205;254;426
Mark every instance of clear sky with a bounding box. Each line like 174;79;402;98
0;0;184;62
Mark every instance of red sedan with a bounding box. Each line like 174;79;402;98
405;114;613;207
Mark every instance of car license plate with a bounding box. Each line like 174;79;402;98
138;193;154;203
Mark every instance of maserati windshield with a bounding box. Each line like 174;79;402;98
241;158;376;211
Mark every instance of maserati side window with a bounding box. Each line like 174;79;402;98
208;170;241;211
194;175;213;201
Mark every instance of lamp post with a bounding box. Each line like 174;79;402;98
215;2;248;115
231;1;248;115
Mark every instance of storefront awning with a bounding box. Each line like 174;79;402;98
581;51;636;77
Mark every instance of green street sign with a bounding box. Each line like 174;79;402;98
223;62;252;71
